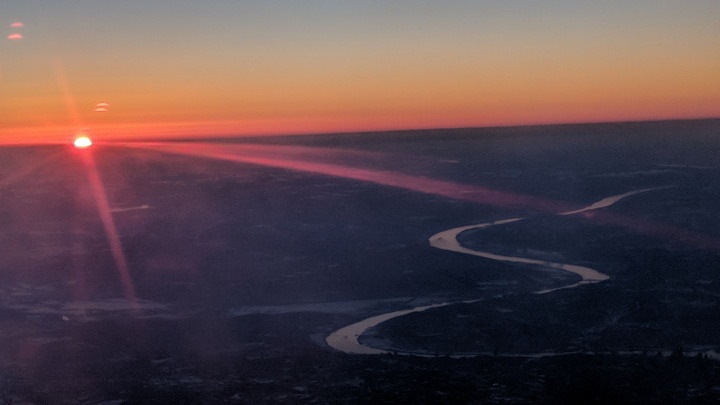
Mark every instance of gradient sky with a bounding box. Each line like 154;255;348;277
1;0;719;143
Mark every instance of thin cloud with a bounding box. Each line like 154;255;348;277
7;33;23;40
95;102;110;111
10;22;24;28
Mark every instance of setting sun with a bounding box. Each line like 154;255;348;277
73;135;93;149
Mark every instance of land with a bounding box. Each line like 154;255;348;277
1;119;719;403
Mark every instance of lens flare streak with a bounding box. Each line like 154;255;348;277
0;152;60;189
80;151;138;304
124;141;720;252
127;142;574;214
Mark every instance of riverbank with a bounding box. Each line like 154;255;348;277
326;187;668;356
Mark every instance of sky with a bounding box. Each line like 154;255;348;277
1;0;719;143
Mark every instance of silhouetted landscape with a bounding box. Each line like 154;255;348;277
1;119;720;403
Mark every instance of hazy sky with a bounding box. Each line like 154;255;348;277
1;1;719;142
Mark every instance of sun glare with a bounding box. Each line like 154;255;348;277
74;136;93;149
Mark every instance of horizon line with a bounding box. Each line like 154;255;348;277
1;115;718;147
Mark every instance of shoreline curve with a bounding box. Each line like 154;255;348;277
326;187;670;356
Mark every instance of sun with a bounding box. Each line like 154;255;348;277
74;135;93;149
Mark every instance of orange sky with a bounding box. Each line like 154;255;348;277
1;1;719;144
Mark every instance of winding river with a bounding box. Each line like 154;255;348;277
326;187;669;355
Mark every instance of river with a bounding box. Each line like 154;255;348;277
326;187;669;355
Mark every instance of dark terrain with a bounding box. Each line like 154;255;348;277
1;119;719;403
